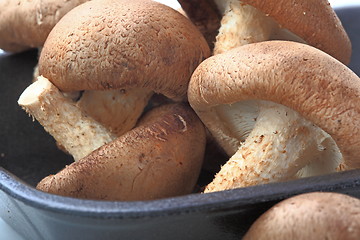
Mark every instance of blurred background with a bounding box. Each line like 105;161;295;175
329;0;360;7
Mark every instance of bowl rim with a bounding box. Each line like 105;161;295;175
2;167;360;219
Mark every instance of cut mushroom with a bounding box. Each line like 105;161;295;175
243;192;360;240
19;0;210;160
0;0;90;52
188;41;360;193
178;0;351;64
36;103;207;201
18;76;117;161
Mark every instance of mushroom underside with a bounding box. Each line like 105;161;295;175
213;0;306;54
179;0;351;65
204;100;342;192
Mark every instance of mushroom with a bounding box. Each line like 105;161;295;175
36;103;206;201
18;76;117;161
243;192;360;240
188;41;360;193
19;0;210;160
178;0;351;64
0;0;90;52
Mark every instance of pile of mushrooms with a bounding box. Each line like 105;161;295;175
17;0;210;201
4;0;360;203
243;192;360;239
178;0;359;193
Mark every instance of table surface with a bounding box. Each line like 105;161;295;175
1;0;358;239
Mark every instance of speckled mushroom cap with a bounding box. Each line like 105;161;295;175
178;0;351;65
0;0;90;52
188;41;360;169
240;0;351;65
38;0;210;101
243;192;360;240
36;103;207;201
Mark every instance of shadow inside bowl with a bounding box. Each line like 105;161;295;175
0;50;73;186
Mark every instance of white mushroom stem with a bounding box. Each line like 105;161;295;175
77;88;153;136
205;101;342;193
20;75;154;160
213;0;305;54
33;64;152;136
18;76;116;161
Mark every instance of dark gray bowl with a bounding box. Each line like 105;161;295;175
1;7;360;240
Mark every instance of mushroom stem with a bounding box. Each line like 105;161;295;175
32;59;151;135
213;0;305;54
205;101;342;193
18;76;155;160
18;76;117;161
77;88;153;136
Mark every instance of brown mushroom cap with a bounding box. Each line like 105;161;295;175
179;0;351;64
240;0;351;65
38;0;210;101
188;40;360;169
36;103;206;201
0;0;90;52
243;192;360;240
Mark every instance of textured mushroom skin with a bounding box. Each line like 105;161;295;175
178;0;351;65
0;0;90;52
188;41;360;169
18;76;116;161
240;0;352;65
243;192;360;240
39;0;210;101
36;104;206;201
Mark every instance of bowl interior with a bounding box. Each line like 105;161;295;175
0;50;73;187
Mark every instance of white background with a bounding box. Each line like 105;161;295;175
1;0;359;239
